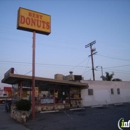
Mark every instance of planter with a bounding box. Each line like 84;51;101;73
11;105;31;123
35;104;65;112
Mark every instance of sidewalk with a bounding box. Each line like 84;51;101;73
0;105;29;130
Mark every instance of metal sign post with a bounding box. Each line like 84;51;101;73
32;31;36;119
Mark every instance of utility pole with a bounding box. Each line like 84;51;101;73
85;41;97;81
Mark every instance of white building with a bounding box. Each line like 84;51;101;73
81;81;130;107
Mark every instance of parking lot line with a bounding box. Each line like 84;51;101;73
64;111;73;120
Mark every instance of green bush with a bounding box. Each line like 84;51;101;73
16;99;31;111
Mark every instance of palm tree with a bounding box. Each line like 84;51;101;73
101;72;114;81
101;72;122;81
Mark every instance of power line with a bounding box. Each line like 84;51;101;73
24;70;32;75
84;69;92;80
0;60;88;68
83;69;92;78
0;26;84;46
14;69;18;74
64;58;88;75
105;68;130;73
104;64;130;69
96;68;130;74
0;36;85;53
97;54;130;61
105;70;130;75
0;25;87;43
82;57;90;76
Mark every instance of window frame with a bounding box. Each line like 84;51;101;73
88;89;93;95
117;88;120;95
111;88;114;95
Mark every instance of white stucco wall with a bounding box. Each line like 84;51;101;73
81;81;130;107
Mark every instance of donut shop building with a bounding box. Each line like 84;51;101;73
2;68;88;112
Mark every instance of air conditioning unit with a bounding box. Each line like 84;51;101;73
73;75;83;82
64;75;74;81
54;74;64;80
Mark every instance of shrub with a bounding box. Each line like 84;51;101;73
16;99;31;111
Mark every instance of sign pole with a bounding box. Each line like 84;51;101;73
32;31;36;119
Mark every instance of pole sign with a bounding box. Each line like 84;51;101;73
17;7;51;35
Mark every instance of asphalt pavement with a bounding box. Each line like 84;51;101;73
0;103;130;130
24;103;130;130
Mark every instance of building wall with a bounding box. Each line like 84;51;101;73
81;81;130;107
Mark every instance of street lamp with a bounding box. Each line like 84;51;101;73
96;66;103;78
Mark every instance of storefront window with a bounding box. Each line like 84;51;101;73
39;86;54;104
38;85;81;105
12;84;20;103
70;87;81;99
55;86;69;104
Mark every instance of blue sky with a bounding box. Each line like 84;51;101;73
0;0;130;87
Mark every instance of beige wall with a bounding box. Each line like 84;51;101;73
81;81;130;107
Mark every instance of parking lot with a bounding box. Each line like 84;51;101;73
24;103;130;130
